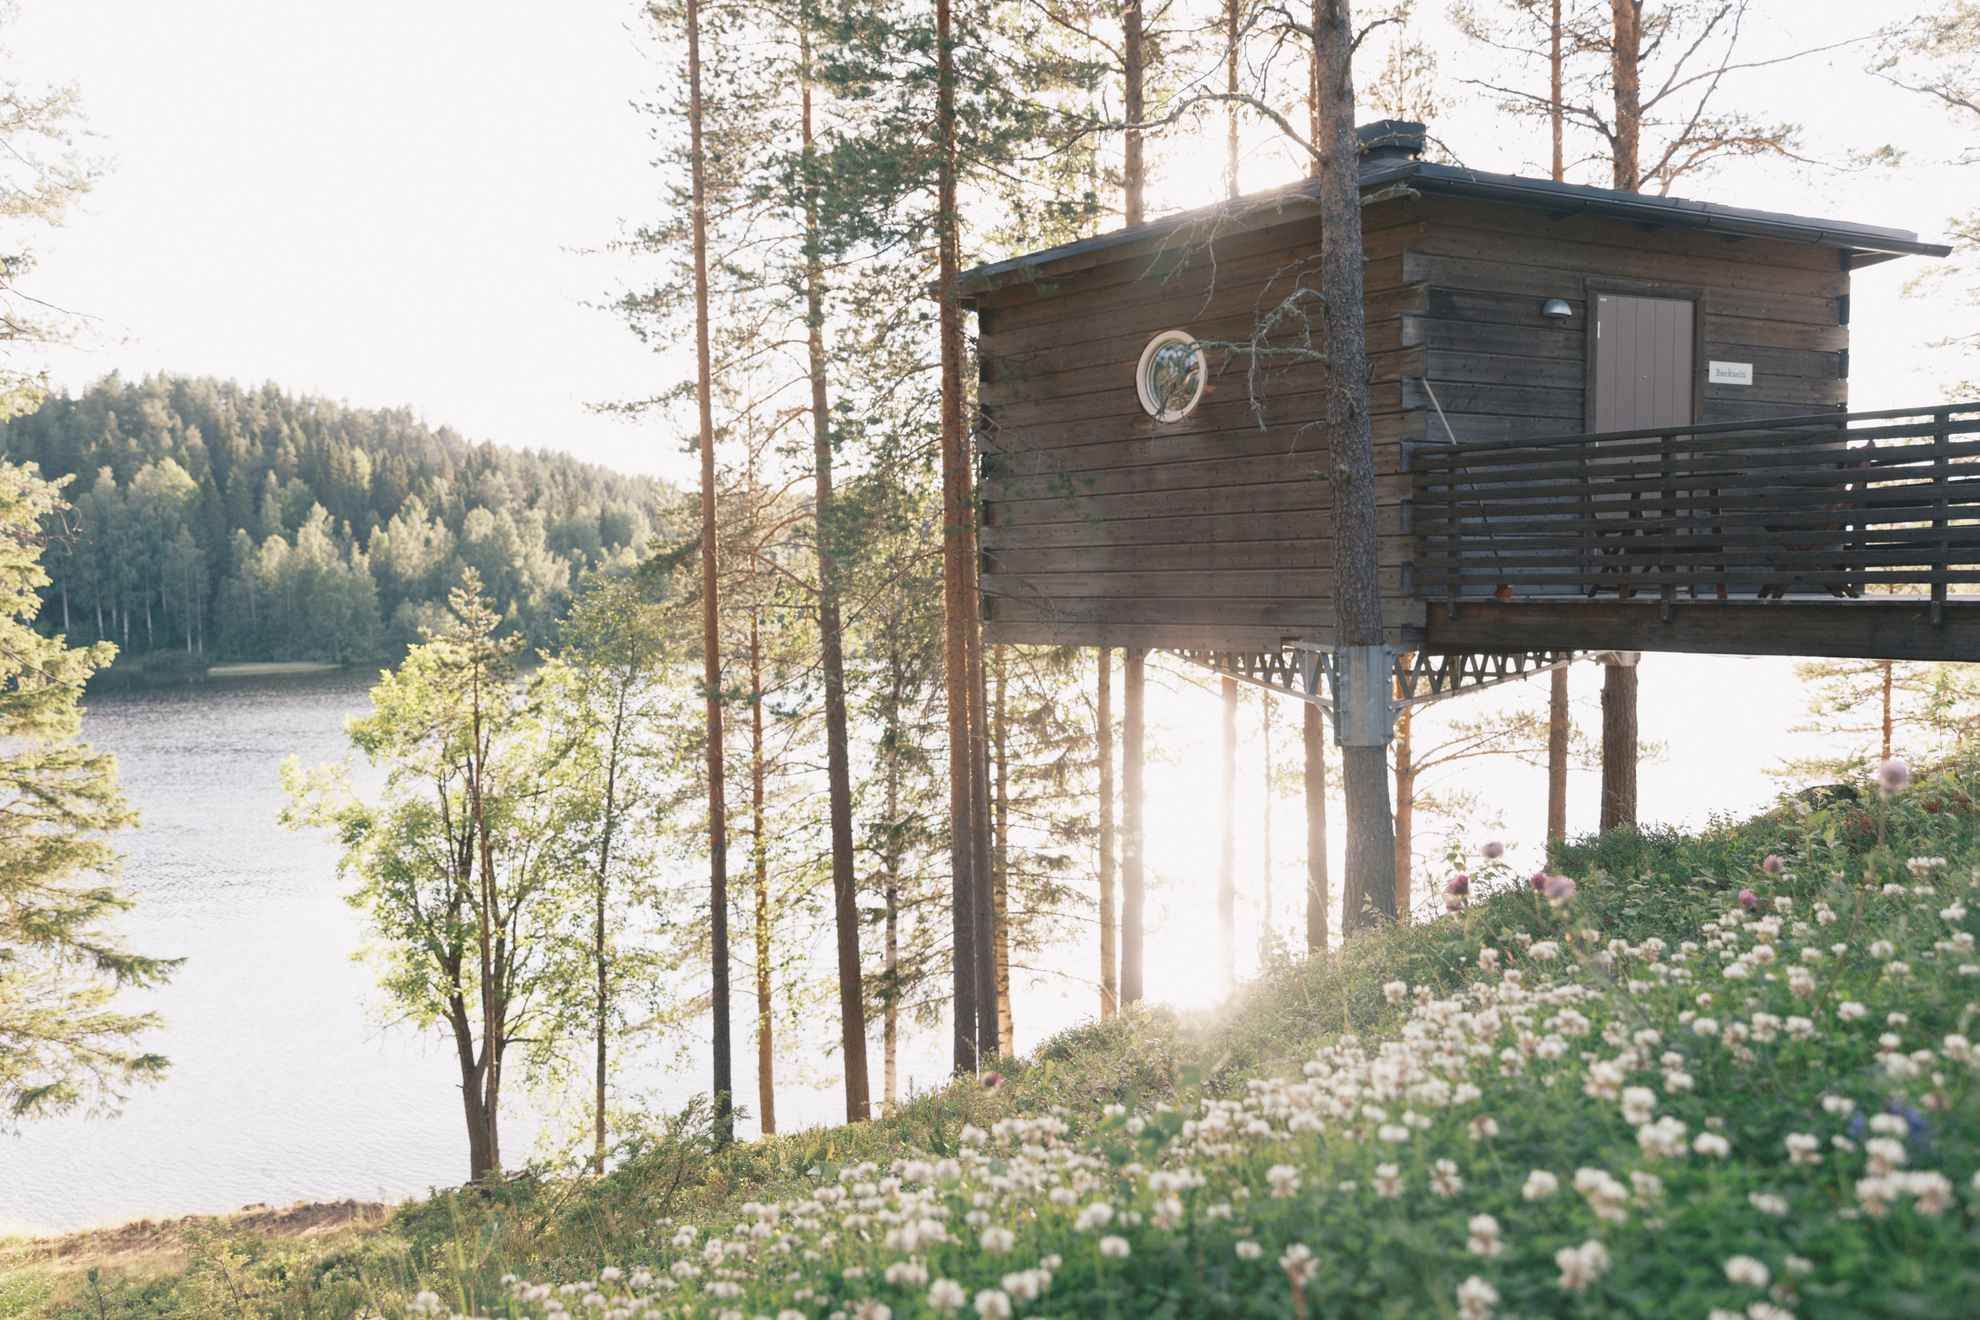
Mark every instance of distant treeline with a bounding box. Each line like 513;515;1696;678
1;375;678;661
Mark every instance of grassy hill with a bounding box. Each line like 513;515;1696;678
6;763;1979;1318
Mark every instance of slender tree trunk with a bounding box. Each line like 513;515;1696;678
1225;0;1241;201
883;694;903;1116
685;0;733;1143
800;28;870;1123
1599;659;1639;831
1260;689;1274;956
970;627;997;1056
1096;648;1117;1018
1610;0;1641;189
1121;647;1146;1005
461;1055;496;1184
1880;661;1894;762
1392;694;1413;922
936;0;980;1075
1317;0;1397;934
1547;665;1570;845
1550;0;1564;182
1303;702;1329;954
1123;0;1146;225
992;646;1011;1053
592;676;631;1175
1218;675;1237;994
1308;0;1323;154
749;614;776;1136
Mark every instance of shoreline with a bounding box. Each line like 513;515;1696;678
205;660;346;678
0;1198;392;1271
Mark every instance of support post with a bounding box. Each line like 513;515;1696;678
1325;644;1397;934
1121;647;1146;1005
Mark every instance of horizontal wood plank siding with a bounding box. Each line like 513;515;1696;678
1410;196;1848;453
976;199;1420;651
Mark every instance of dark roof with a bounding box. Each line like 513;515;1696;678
959;132;1949;297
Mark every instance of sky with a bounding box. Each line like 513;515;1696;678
7;0;1976;1066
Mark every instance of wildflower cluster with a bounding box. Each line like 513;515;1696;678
421;815;1980;1319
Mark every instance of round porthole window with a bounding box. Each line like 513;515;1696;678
1135;329;1206;422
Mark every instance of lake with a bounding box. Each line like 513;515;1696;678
1;669;964;1235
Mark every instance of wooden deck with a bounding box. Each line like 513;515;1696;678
1409;404;1980;662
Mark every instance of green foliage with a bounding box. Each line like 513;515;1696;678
0;460;176;1123
1;375;678;662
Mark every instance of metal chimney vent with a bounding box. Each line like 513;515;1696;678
1357;120;1426;165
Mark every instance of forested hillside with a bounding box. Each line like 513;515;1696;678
0;374;678;661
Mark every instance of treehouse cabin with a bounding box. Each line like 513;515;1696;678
960;121;1978;690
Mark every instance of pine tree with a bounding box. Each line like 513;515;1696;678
0;462;175;1123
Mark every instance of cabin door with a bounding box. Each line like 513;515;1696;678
1591;293;1695;433
1589;292;1699;591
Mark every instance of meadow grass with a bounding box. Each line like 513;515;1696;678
9;760;1980;1318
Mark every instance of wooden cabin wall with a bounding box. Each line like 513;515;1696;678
974;198;1427;652
1401;194;1849;446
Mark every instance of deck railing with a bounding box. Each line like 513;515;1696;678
1409;404;1980;623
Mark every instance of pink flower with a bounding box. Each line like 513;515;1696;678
1481;841;1505;860
982;1071;1005;1091
1447;873;1471;896
1530;870;1551;892
1761;854;1783;876
1739;888;1759;910
1543;875;1577;902
1878;759;1911;794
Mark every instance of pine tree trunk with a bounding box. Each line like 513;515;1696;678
1097;648;1117;1018
1316;0;1396;935
1260;689;1273;955
685;0;732;1143
992;646;1011;1054
1120;647;1146;1005
1307;0;1323;155
1550;0;1564;182
970;627;997;1057
1610;0;1641;189
883;719;902;1116
1880;661;1894;762
1392;697;1413;922
1303;702;1329;954
1224;0;1241;200
1123;0;1146;225
1547;665;1569;844
750;614;776;1136
800;27;870;1123
1218;675;1237;993
1600;659;1639;832
936;0;980;1075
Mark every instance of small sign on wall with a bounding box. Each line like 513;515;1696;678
1708;360;1754;386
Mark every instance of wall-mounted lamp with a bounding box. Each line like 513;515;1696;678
1540;298;1575;320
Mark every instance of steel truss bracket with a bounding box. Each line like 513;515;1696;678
1167;645;1580;746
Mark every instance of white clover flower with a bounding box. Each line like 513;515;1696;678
1749;1191;1789;1216
1465;1213;1504;1258
1555;1239;1611;1293
1373;1162;1404;1198
1693;1131;1731;1158
927;1279;967;1311
1383;979;1409;1005
972;1288;1012;1318
1235;1240;1263;1261
1725;1255;1771;1288
1468;1115;1500;1140
1279;1243;1318;1286
852;1303;892;1320
1523;1169;1560;1200
1098;1235;1131;1259
1838;1001;1868;1022
978;1226;1015;1253
1377;1123;1410;1144
1073;1201;1114;1232
1266;1163;1301;1199
1457;1275;1499;1320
